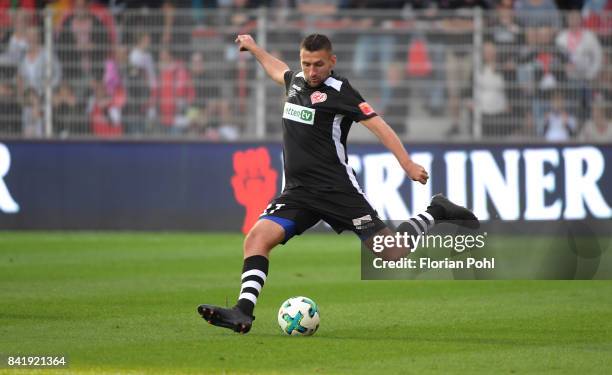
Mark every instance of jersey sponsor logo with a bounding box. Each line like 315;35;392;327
359;102;375;116
283;102;315;125
310;91;327;105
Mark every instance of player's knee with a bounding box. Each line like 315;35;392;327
243;228;279;256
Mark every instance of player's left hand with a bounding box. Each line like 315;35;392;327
406;162;429;185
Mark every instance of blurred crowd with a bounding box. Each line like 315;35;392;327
0;0;610;141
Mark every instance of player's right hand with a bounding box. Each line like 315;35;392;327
406;161;429;185
235;34;257;52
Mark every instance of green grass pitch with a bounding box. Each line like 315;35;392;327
1;232;611;374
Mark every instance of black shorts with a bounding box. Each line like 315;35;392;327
259;187;386;244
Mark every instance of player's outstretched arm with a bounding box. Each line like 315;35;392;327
235;34;289;86
361;116;429;185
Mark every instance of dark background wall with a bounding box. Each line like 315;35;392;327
0;141;609;231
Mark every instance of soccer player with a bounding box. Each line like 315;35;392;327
198;33;478;333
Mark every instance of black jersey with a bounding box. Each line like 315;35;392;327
281;70;377;192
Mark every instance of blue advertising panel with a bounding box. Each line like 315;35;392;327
0;141;610;231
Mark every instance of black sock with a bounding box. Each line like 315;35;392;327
397;211;436;248
235;255;269;317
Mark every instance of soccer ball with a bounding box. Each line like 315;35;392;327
277;296;320;336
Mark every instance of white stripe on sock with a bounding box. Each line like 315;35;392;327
406;219;422;235
414;217;429;233
238;292;258;305
241;269;267;282
421;212;435;225
416;214;434;231
240;280;262;293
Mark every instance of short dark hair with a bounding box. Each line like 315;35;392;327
300;34;333;53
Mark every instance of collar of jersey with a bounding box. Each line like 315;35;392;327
297;71;338;91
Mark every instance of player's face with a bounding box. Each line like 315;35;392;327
300;49;336;87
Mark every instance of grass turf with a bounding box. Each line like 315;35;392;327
1;232;611;374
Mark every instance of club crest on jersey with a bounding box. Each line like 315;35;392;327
359;102;375;116
310;91;327;105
